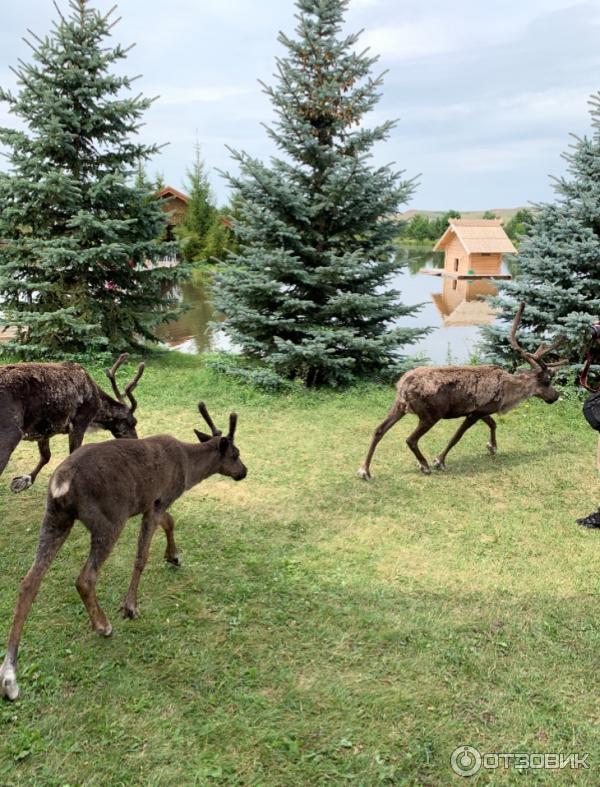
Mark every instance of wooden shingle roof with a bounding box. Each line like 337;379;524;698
155;186;189;203
434;219;517;255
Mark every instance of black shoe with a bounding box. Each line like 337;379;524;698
576;509;600;528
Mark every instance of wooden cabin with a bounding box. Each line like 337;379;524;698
155;186;190;241
432;219;516;278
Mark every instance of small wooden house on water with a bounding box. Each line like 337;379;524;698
430;218;516;279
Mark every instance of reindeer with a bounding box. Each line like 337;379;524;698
0;354;144;493
0;402;247;701
358;303;567;480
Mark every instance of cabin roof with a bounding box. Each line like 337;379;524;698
434;219;517;255
155;186;190;204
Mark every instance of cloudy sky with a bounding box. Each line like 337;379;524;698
1;0;599;210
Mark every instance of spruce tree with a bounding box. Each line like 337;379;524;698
0;0;184;357
504;208;535;243
482;93;600;368
177;144;218;262
214;0;426;387
203;214;234;262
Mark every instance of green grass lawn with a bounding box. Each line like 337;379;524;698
1;352;599;785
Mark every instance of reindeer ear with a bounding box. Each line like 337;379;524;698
194;429;212;443
219;436;229;455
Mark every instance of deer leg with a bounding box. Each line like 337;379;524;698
406;418;439;475
161;512;181;566
358;402;406;480
0;424;22;486
76;524;124;637
11;437;51;494
1;511;73;701
121;512;159;619
481;415;498;455
68;423;87;454
434;415;480;471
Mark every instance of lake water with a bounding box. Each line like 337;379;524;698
155;246;508;364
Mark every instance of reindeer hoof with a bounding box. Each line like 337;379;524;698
97;622;113;637
419;465;432;475
10;475;32;493
121;604;139;620
165;553;181;567
433;459;448;472
0;663;19;702
487;443;497;456
357;467;372;481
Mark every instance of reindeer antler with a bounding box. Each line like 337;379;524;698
105;353;145;412
228;412;238;441
509;302;567;370
198;402;222;436
123;363;145;413
106;354;129;401
531;337;568;367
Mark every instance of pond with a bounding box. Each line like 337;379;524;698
155;246;511;364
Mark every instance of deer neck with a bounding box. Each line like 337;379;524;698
501;371;538;413
94;391;123;429
182;442;221;489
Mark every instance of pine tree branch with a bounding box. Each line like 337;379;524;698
25;29;46;47
102;4;119;23
107;16;123;32
52;0;66;24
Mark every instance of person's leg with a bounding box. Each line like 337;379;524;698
576;436;600;527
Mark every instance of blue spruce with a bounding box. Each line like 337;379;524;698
0;0;186;357
482;92;600;368
214;0;426;387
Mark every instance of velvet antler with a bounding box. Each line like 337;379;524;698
198;402;222;436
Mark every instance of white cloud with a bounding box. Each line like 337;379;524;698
151;85;253;106
429;137;565;174
407;86;596;135
362;1;584;61
2;0;598;207
351;0;382;8
496;87;596;128
363;21;455;60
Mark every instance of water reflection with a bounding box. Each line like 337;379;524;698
400;244;444;275
157;246;508;364
432;277;498;327
155;275;229;354
391;245;504;363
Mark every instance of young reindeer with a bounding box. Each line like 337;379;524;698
358;303;567;480
0;354;144;493
0;402;247;701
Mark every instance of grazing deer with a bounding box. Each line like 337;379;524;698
358;303;567;480
0;354;144;493
0;402;247;701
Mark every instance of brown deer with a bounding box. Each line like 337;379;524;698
358;303;567;480
0;354;144;493
0;402;247;701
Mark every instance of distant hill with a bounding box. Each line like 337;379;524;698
396;208;529;223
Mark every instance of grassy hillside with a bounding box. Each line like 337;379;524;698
0;353;598;785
